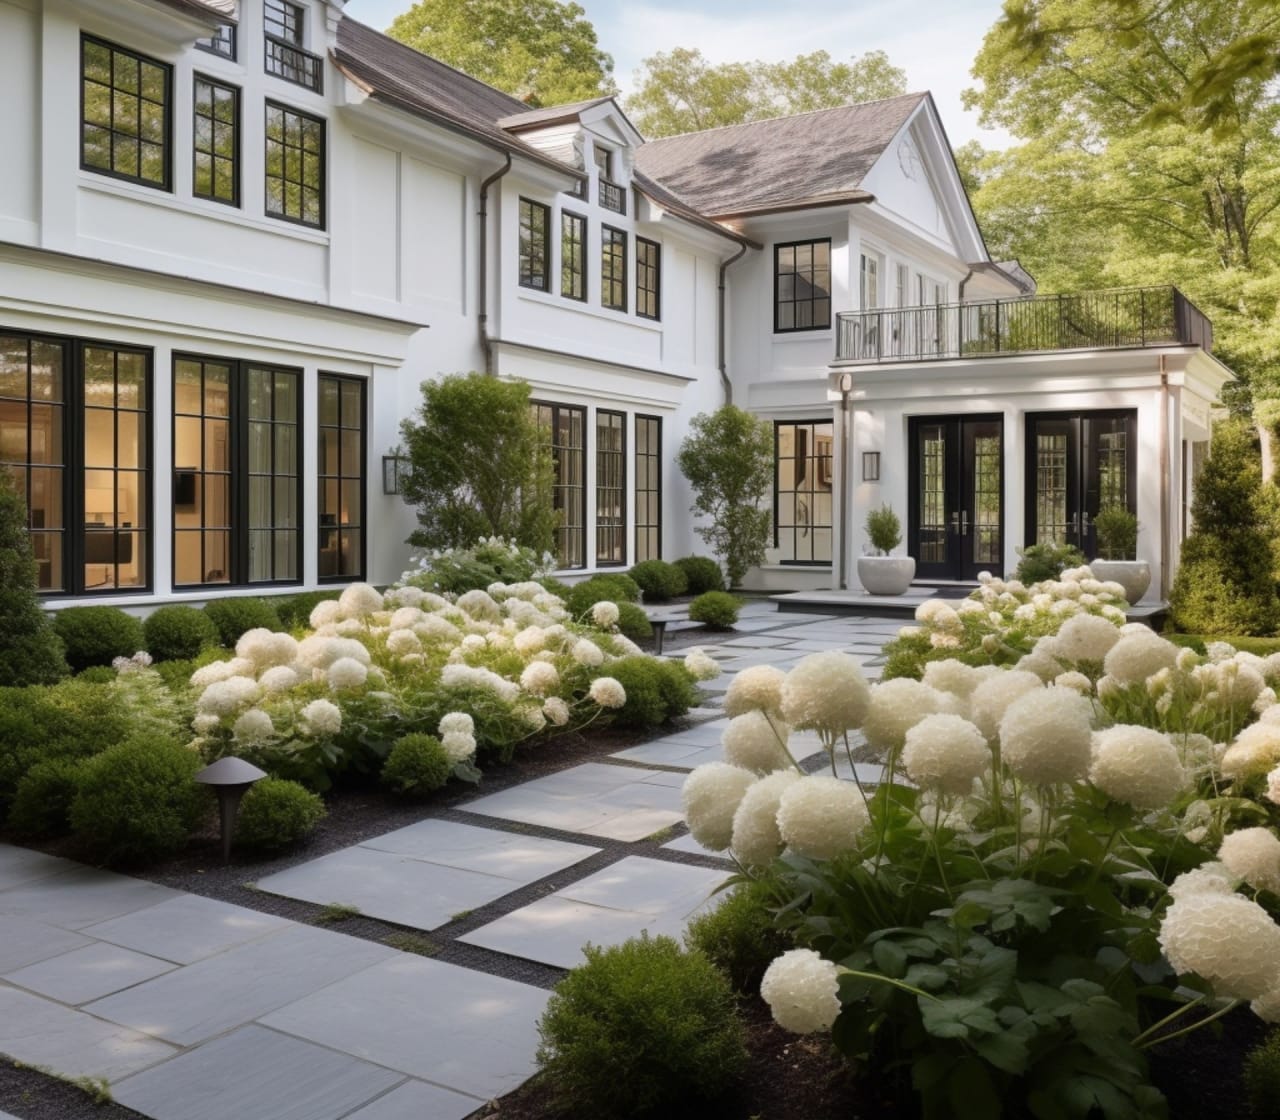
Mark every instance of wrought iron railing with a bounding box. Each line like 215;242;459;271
835;286;1212;363
598;179;626;215
265;36;324;93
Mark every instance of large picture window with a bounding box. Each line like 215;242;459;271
1;331;150;594
519;198;551;291
774;239;831;332
81;35;171;190
596;410;625;566
318;374;365;580
265;102;324;228
561;211;586;301
533;401;585;569
775;420;833;564
602;226;627;311
634;415;661;563
636;237;660;321
193;75;239;206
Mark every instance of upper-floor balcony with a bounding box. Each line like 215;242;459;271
834;285;1213;365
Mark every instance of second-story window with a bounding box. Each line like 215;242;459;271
774;239;831;332
81;36;171;190
596;145;625;214
265;0;303;43
561;211;586;301
196;22;236;60
265;102;324;228
519;199;550;291
264;0;322;92
636;237;660;321
193;76;239;207
602;226;627;312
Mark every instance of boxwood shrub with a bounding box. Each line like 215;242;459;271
7;757;87;839
142;605;219;661
627;559;687;602
234;778;326;853
565;574;642;619
674;555;724;595
688;591;740;629
616;602;653;642
381;733;452;797
53;606;145;672
203;597;283;648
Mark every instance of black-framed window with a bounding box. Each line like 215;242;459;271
264;0;323;93
81;35;171;190
775;420;833;564
519;198;550;291
193;76;239;206
2;330;151;596
264;0;303;44
602;226;627;311
774;239;831;332
634;415;661;562
532;401;586;569
596;410;625;566
196;22;236;60
318;374;365;580
172;357;300;588
561;211;586;301
265;102;324;228
636;237;660;320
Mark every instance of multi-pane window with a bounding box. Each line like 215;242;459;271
602;226;627;312
173;357;232;587
860;253;879;311
2;332;150;595
196;22;236;60
318;374;365;580
533;402;585;569
774;239;831;332
634;415;661;563
561;211;586;301
636;237;660;321
264;0;323;92
594;146;625;213
775;421;833;564
81;36;170;189
265;102;324;228
264;0;303;44
193;76;239;206
519;199;550;291
247;367;300;582
596;410;625;566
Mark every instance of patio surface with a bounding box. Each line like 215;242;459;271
0;602;900;1120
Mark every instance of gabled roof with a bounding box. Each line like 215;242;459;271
498;98;615;132
633;92;927;219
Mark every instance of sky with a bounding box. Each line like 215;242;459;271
339;0;1014;149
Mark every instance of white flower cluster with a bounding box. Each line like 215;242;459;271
760;949;842;1034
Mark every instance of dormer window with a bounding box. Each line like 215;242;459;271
594;145;625;215
196;22;236;60
264;0;323;93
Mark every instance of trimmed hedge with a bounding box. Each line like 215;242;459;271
203;597;283;648
143;605;219;661
381;733;452;797
688;591;740;629
234;778;326;852
674;555;724;595
53;606;145;673
628;559;687;602
565;574;642;619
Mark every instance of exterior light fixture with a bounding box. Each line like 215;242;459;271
862;451;881;482
195;756;267;863
382;454;409;495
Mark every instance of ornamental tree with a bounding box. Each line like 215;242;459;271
398;373;555;553
0;470;68;684
677;405;774;588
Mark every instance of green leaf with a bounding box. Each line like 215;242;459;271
920;996;1001;1039
948;1057;1005;1119
872;937;909;977
972;1026;1031;1074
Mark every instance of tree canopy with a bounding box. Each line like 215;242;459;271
386;0;616;108
626;48;907;138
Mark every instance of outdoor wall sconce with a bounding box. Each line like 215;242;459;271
382;454;409;495
862;451;881;482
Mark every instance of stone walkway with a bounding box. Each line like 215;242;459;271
0;604;899;1120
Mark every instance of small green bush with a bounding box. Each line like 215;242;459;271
1093;505;1139;561
688;591;740;629
537;935;747;1119
616;602;653;642
76;665;117;684
628;559;688;602
0;470;68;685
274;590;342;630
652;659;698;721
381;733;452;797
203;597;283;648
1244;1028;1280;1119
566;574;642;618
674;555;724;595
685;878;792;993
606;657;669;728
234;778;326;852
865;504;903;554
7;757;87;838
538;576;573;601
153;658;197;690
69;733;203;864
1014;541;1085;584
143;605;219;661
53;606;145;673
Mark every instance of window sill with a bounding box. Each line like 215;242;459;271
773;330;834;343
516;286;661;332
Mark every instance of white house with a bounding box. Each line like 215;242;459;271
0;0;1232;612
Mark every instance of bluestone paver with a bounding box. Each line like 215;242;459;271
0;845;77;890
341;1079;481;1120
4;941;176;1005
0;866;177;930
0;915;91;973
83;894;291;965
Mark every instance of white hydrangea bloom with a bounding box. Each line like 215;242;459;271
543;696;571;727
1089;725;1185;809
439;712;474;737
722;710;792;774
777;776;870;859
862;678;951;755
684;649;721;681
190;659;239;689
902;713;990;795
337;582;383;619
1055;612;1121;664
232;708;274;744
572;639;604;667
1016;646;1064;683
612;634;644;656
296;635;371;670
589;676;626;709
456;589;501;621
257;665;300;694
512;626;547;656
413;615;461;644
196;676;261;716
1216;661;1267;708
730;770;801;868
461;634;487;652
922;659;985;699
235;628;298;669
335;618;366;637
1220;721;1280;780
192;712;221;734
326;657;369;691
1218;828;1280;895
999;686;1094;786
760;949;841;1034
1054;671;1093;694
440;664;520;703
520;660;560;696
299;698;342;736
1167;863;1236;900
383;586;426;609
388;606;425;630
441;731;477;762
309;599;342;628
779;653;870;736
1158;891;1280;1000
724;664;787;718
1205;640;1237;662
1267;765;1280;806
969;670;1043;743
591;601;620;628
385;628;421;656
682;763;757;851
1103;629;1179;685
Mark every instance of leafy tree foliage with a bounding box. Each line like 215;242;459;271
0;470;67;685
386;0;615;107
676;406;773;588
627;48;907;138
399;373;554;553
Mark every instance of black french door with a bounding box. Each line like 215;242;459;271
909;415;1003;581
1025;411;1136;555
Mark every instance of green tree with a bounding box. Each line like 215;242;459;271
399;374;554;552
0;471;68;685
627;48;907;138
386;0;615;107
676;406;774;588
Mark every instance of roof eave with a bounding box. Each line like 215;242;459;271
708;191;875;222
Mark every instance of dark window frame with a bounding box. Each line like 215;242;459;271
560;210;587;302
195;22;237;60
80;34;172;192
633;413;661;563
317;373;367;582
595;409;626;567
264;0;304;44
774;238;832;333
518;198;551;292
193;73;241;207
774;419;835;566
602;225;627;312
532;400;587;570
636;236;661;321
264;100;325;229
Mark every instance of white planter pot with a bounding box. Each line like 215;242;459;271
1091;559;1151;605
857;555;916;596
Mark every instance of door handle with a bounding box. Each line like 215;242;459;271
961;510;969;535
950;511;960;534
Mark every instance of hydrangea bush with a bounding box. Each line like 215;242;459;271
682;565;1280;1118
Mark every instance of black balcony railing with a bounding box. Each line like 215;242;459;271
598;179;626;215
265;36;324;93
835;286;1213;363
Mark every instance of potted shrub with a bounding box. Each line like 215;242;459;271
857;505;915;596
1090;504;1150;604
